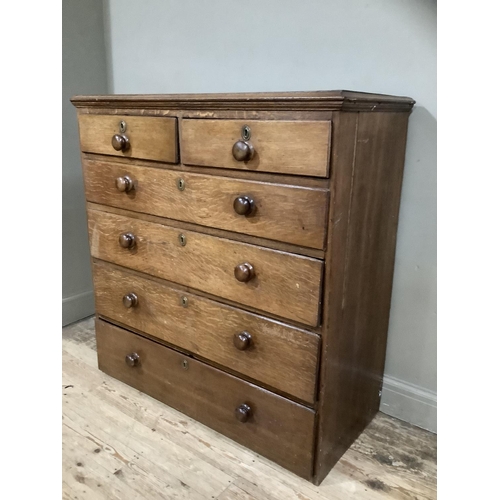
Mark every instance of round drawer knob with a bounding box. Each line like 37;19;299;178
233;331;252;351
125;352;140;367
115;175;134;192
235;403;252;423
233;196;255;216
111;134;130;152
119;232;135;248
122;292;138;308
232;140;254;162
234;263;254;283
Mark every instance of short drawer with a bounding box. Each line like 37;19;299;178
88;209;323;326
78;114;178;163
83;159;328;249
95;319;315;479
93;262;320;403
181;119;331;177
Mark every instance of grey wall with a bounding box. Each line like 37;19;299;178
62;0;109;326
70;0;436;429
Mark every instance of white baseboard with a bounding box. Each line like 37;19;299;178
62;290;95;327
380;375;437;433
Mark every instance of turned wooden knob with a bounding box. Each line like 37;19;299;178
111;134;130;152
119;232;135;248
122;292;138;308
125;352;140;367
232;140;254;161
233;331;252;351
235;403;252;423
233;196;255;216
115;175;134;192
234;263;254;283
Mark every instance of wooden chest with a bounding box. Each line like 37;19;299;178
71;90;414;484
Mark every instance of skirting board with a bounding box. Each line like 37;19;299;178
62;290;95;327
380;375;437;433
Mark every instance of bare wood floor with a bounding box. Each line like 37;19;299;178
62;317;437;500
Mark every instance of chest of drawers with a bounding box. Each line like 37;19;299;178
71;90;414;484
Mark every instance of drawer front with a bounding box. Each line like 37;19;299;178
83;159;328;249
78;114;178;163
181;119;331;177
96;319;315;479
93;262;320;403
88;209;323;326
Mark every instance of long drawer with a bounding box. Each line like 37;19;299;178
96;319;316;479
181;119;331;177
87;209;323;326
93;261;320;403
83;159;329;249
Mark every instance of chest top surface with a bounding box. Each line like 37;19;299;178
71;89;415;111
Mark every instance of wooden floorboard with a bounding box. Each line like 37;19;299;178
62;317;437;500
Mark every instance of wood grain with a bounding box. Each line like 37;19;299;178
71;90;415;112
87;201;325;260
87;209;324;326
78;114;178;163
83;159;329;249
63;317;437;500
181;119;331;177
95;319;316;479
314;111;411;484
82;151;330;188
71;91;416;484
93;262;320;403
91;259;323;335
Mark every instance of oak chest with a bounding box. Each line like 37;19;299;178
71;90;414;484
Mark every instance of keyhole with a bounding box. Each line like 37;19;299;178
241;125;251;141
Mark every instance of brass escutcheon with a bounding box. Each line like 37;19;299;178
182;359;189;370
176;178;185;191
119;120;127;133
180;296;188;307
178;233;187;246
241;124;251;141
